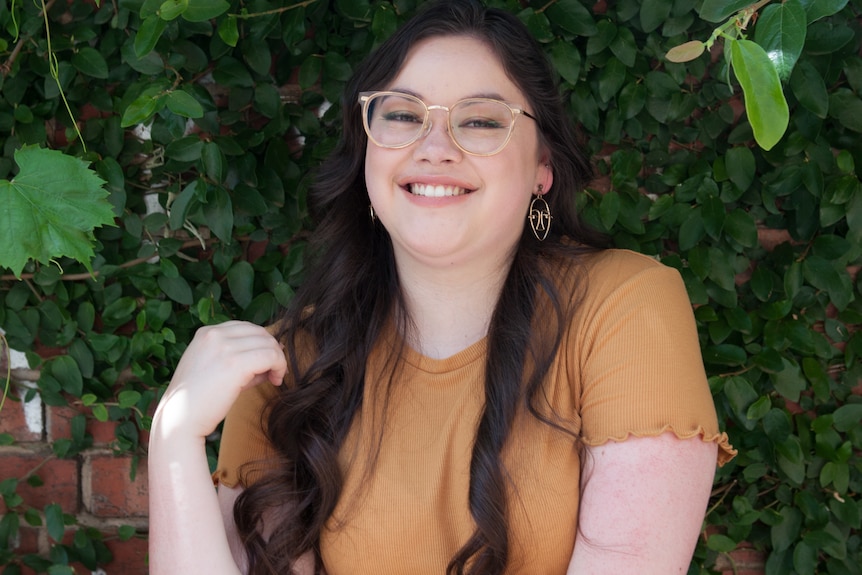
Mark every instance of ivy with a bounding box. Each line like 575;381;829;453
0;0;860;572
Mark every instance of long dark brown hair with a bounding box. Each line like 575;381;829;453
234;1;608;573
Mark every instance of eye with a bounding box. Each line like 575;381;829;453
381;110;424;123
459;117;505;129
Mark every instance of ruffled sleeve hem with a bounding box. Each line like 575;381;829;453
580;425;737;467
212;468;241;489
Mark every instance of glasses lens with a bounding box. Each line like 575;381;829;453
365;94;426;148
450;99;514;155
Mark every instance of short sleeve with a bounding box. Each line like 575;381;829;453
575;252;735;465
212;382;281;488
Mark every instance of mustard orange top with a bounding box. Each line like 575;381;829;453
214;249;735;574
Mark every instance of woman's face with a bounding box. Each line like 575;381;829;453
364;35;553;272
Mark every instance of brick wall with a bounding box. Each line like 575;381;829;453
1;382;149;575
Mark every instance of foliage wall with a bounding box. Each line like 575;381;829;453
0;0;860;573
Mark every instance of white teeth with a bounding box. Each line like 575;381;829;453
410;183;467;197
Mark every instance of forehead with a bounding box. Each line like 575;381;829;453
387;35;525;103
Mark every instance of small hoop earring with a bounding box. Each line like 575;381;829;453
528;185;552;241
369;204;377;222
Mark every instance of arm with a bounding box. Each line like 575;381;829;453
567;432;718;574
148;321;287;575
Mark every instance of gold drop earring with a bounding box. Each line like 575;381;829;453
528;184;552;241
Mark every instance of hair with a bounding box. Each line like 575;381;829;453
234;1;608;573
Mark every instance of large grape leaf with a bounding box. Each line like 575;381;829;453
0;145;115;278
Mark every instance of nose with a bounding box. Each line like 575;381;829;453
413;109;462;163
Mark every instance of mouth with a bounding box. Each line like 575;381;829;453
407;183;470;197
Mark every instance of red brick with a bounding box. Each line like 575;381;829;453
103;529;149;574
715;544;766;575
0;388;43;442
46;404;118;445
0;446;79;512
83;451;148;517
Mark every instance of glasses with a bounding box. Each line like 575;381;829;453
359;91;537;156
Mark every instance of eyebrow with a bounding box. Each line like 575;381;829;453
388;87;512;103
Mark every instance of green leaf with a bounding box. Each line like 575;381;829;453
798;0;849;23
166;90;204;118
703;344;746;366
371;3;397;41
747;396;772;421
724;376;759;429
159;0;188;20
610;27;637;68
166;136;204;163
157;274;194;305
212;57;254;88
118;390;142;409
599;191;620;230
725;209;758;248
707;533;737;552
754;2;807;81
725;146;756;192
72;47;109;79
828;89;862;133
227;261;255;309
45;503;65;542
802;255;852;310
337;0;370;21
699;0;752;23
545;0;597;36
182;0;230;22
772;506;803;552
324;52;353;83
678;207;704;251
202;141;226;183
0;146;114;277
833;404;862;432
640;0;672;33
729;39;789;150
134;14;167;58
771;358;806;402
549;40;581;86
92;403;109;422
120;86;167;127
299;56;322;90
203;186;233;243
790;59;829;118
118;525;136;541
48;355;83;397
618;82;645;120
598;57;627;103
217;15;239;47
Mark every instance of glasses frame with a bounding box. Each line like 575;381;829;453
359;90;537;157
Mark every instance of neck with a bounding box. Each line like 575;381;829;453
395;250;513;359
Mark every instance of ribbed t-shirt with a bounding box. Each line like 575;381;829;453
214;249;735;574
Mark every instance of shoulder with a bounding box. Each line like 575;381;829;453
549;248;685;307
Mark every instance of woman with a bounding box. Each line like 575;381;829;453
149;1;735;573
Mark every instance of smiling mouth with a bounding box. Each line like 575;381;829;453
408;183;469;197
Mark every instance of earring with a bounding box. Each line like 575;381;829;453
369;204;377;222
528;184;552;241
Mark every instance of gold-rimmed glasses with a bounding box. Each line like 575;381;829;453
359;91;537;156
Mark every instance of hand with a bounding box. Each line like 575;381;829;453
153;320;288;440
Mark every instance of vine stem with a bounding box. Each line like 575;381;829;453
0;331;11;414
232;0;319;20
40;0;87;152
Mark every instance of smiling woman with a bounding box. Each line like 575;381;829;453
148;1;734;574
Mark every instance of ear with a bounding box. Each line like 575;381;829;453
537;156;553;195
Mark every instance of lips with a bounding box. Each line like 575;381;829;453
408;183;469;197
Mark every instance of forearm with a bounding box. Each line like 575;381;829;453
148;424;242;575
